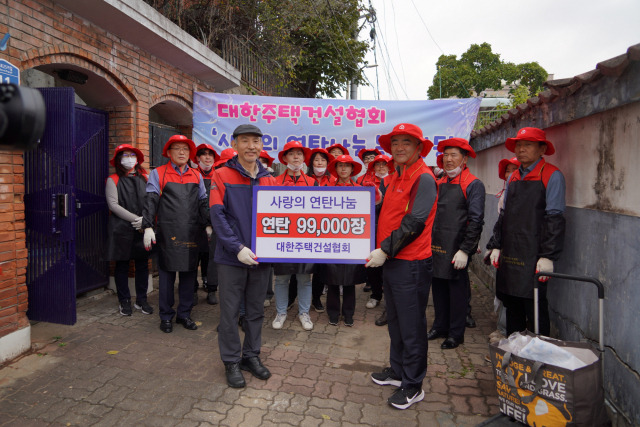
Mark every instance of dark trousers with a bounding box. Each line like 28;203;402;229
311;266;325;299
158;268;196;321
367;265;383;301
500;285;550;336
431;272;469;340
195;252;209;291
206;235;219;292
265;266;274;300
114;259;149;303
383;257;431;389
326;285;355;320
218;263;271;364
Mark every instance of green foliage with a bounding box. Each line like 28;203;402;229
427;43;548;100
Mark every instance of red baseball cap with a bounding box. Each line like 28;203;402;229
110;144;144;166
278;141;311;165
162;135;196;159
366;154;392;173
378;123;434;157
193;143;220;163
326;143;350;156
214;148;237;168
306;148;335;167
498;157;521;180
505;127;555;155
437;137;476;158
357;148;382;162
259;150;275;167
328;154;362;177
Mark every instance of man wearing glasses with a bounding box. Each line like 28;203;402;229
142;135;210;333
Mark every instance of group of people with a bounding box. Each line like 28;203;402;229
106;122;565;410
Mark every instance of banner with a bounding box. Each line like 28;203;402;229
193;93;481;165
252;187;375;263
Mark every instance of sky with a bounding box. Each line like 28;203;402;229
353;0;640;101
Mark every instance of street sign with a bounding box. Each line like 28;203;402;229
0;59;19;85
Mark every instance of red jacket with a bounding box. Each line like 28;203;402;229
276;171;314;186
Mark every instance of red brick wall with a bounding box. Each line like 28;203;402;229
0;0;221;338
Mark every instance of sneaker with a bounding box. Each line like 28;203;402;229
134;300;153;315
371;367;402;387
387;387;425;410
328;316;339;326
119;300;132;316
272;313;287;330
363;285;371;292
322;285;327;295
344;315;354;327
298;313;314;330
312;297;324;313
365;298;380;309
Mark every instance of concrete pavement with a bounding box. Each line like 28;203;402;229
0;272;500;426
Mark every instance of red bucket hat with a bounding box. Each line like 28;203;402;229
366;154;392;173
498;157;521;181
357;148;382;162
328;154;362;178
437;137;476;158
326;143;350;156
378;123;434;157
259;150;275;168
278;141;311;165
110;144;144;166
306;148;335;167
505;127;555;155
214;148;237;168
436;153;444;169
162;135;196;159
193;143;220;163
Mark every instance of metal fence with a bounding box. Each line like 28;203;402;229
474;109;508;130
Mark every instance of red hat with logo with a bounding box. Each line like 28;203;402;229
162;135;196;159
193;143;220;163
436;137;476;158
357;148;382;162
328;154;362;177
505;127;555;155
366;154;392;173
110;144;144;166
306;148;335;167
259;150;275;168
498;157;521;180
378;123;434;157
326;143;350;156
214;148;237;168
278;141;311;165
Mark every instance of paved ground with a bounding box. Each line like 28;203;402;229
0;272;501;426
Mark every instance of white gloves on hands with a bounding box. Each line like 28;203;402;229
365;248;388;268
131;216;143;230
143;228;156;251
206;226;213;240
237;247;258;266
536;257;554;282
451;250;468;270
490;249;501;268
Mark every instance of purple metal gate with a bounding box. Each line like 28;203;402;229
25;87;108;325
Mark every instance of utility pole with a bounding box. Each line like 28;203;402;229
350;4;376;100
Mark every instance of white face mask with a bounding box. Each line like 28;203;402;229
375;172;388;179
313;167;327;176
121;157;137;170
287;163;303;172
446;165;462;178
198;162;212;172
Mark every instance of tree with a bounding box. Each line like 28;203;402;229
427;43;548;100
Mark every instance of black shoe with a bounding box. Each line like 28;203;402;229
119;299;132;316
312;297;324;313
192;292;198;307
375;310;387;326
465;314;477;328
427;329;448;340
202;278;208;290
134;300;153;315
224;362;246;388
388;387;425;410
176;317;198;330
441;337;463;349
207;291;219;305
371;367;401;387
328;315;339;326
344;315;354;327
160;319;172;333
363;285;371;292
238;315;245;332
239;356;271;380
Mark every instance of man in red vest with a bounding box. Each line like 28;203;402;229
487;127;566;336
366;123;438;410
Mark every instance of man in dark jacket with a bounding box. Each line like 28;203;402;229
487;127;565;336
209;124;277;388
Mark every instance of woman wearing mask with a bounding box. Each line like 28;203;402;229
497;157;520;213
106;144;153;316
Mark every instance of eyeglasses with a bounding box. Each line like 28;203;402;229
121;153;137;158
364;155;376;161
170;147;190;153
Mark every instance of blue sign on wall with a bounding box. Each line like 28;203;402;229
0;59;19;85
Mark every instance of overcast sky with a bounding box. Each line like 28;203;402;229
353;0;640;100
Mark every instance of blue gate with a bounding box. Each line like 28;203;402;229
25;87;109;325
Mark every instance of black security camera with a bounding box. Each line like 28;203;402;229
0;83;46;151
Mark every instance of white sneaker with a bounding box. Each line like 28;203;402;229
298;313;314;330
272;313;287;329
366;298;379;309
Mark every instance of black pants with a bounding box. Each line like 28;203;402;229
158;268;195;321
114;259;149;304
499;284;550;336
431;272;469;340
206;234;219;292
196;251;209;291
311;265;326;299
218;263;271;364
383;257;432;389
367;265;383;301
326;285;355;320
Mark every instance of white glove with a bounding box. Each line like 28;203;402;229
365;248;387;268
451;250;468;270
536;257;553;282
490;249;501;268
205;226;213;240
237;247;258;266
131;216;143;230
143;228;156;251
